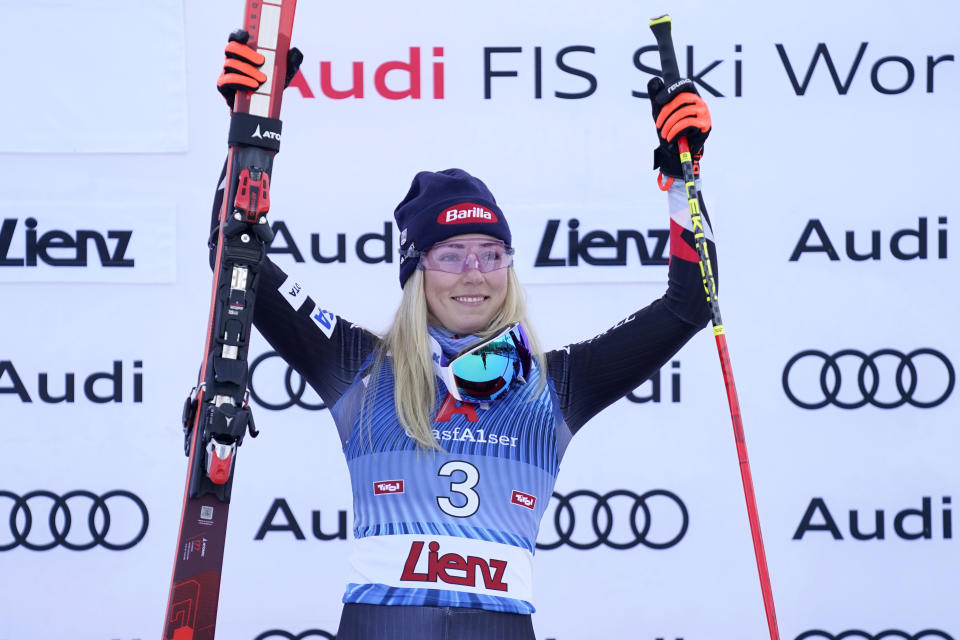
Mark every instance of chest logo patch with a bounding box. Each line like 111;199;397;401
511;490;536;510
373;480;404;495
435;393;479;422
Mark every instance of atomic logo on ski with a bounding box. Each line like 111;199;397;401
182;535;208;561
251;124;281;142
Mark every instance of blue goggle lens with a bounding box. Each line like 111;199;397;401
447;324;532;402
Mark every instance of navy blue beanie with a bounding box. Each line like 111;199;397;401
395;168;512;288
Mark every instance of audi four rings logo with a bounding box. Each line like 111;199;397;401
0;490;148;551
795;631;954;640
254;631;336;640
249;351;327;411
536;489;688;550
782;349;955;409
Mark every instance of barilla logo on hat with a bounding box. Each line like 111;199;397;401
439;202;498;224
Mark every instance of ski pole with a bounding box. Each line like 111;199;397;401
649;14;781;640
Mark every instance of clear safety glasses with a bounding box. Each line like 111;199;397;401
416;239;515;274
431;323;532;403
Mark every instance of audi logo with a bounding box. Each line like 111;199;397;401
249;351;327;411
0;490;148;551
254;631;336;640
782;349;955;409
536;489;688;551
795;631;954;640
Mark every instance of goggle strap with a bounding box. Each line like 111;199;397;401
428;334;464;402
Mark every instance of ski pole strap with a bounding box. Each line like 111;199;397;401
228;112;283;151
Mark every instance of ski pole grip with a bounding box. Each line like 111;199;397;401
649;15;681;86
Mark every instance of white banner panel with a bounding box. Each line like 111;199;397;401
0;202;176;283
0;0;187;153
0;0;958;639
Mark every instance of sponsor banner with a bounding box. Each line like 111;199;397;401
263;205;671;285
0;359;144;405
3;0;187;153
1;1;958;639
782;347;954;410
248;351;328;411
347;533;534;601
253;631;337;640
277;4;960;108
792;495;953;542
0;203;176;283
254;498;349;542
0;489;148;552
536;489;688;551
788;217;950;266
795;631;956;640
626;360;683;405
512;205;670;284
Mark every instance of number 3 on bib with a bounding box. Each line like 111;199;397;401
436;460;480;517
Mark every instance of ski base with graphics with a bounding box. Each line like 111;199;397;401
163;1;298;638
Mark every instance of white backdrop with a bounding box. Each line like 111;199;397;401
1;1;957;639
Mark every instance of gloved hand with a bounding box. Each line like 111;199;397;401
216;30;303;109
647;77;711;179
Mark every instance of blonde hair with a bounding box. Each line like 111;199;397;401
361;268;546;450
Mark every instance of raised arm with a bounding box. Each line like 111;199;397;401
547;184;716;434
207;33;378;409
548;72;716;434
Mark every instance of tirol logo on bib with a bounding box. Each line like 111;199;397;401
373;480;405;495
438;202;498;225
511;490;536;510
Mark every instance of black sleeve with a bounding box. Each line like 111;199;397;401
252;260;381;408
547;191;716;434
208;158;380;409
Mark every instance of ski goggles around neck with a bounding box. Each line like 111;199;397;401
430;323;532;403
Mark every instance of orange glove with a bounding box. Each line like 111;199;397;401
648;77;711;178
216;30;303;109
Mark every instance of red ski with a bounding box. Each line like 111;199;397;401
163;2;297;638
